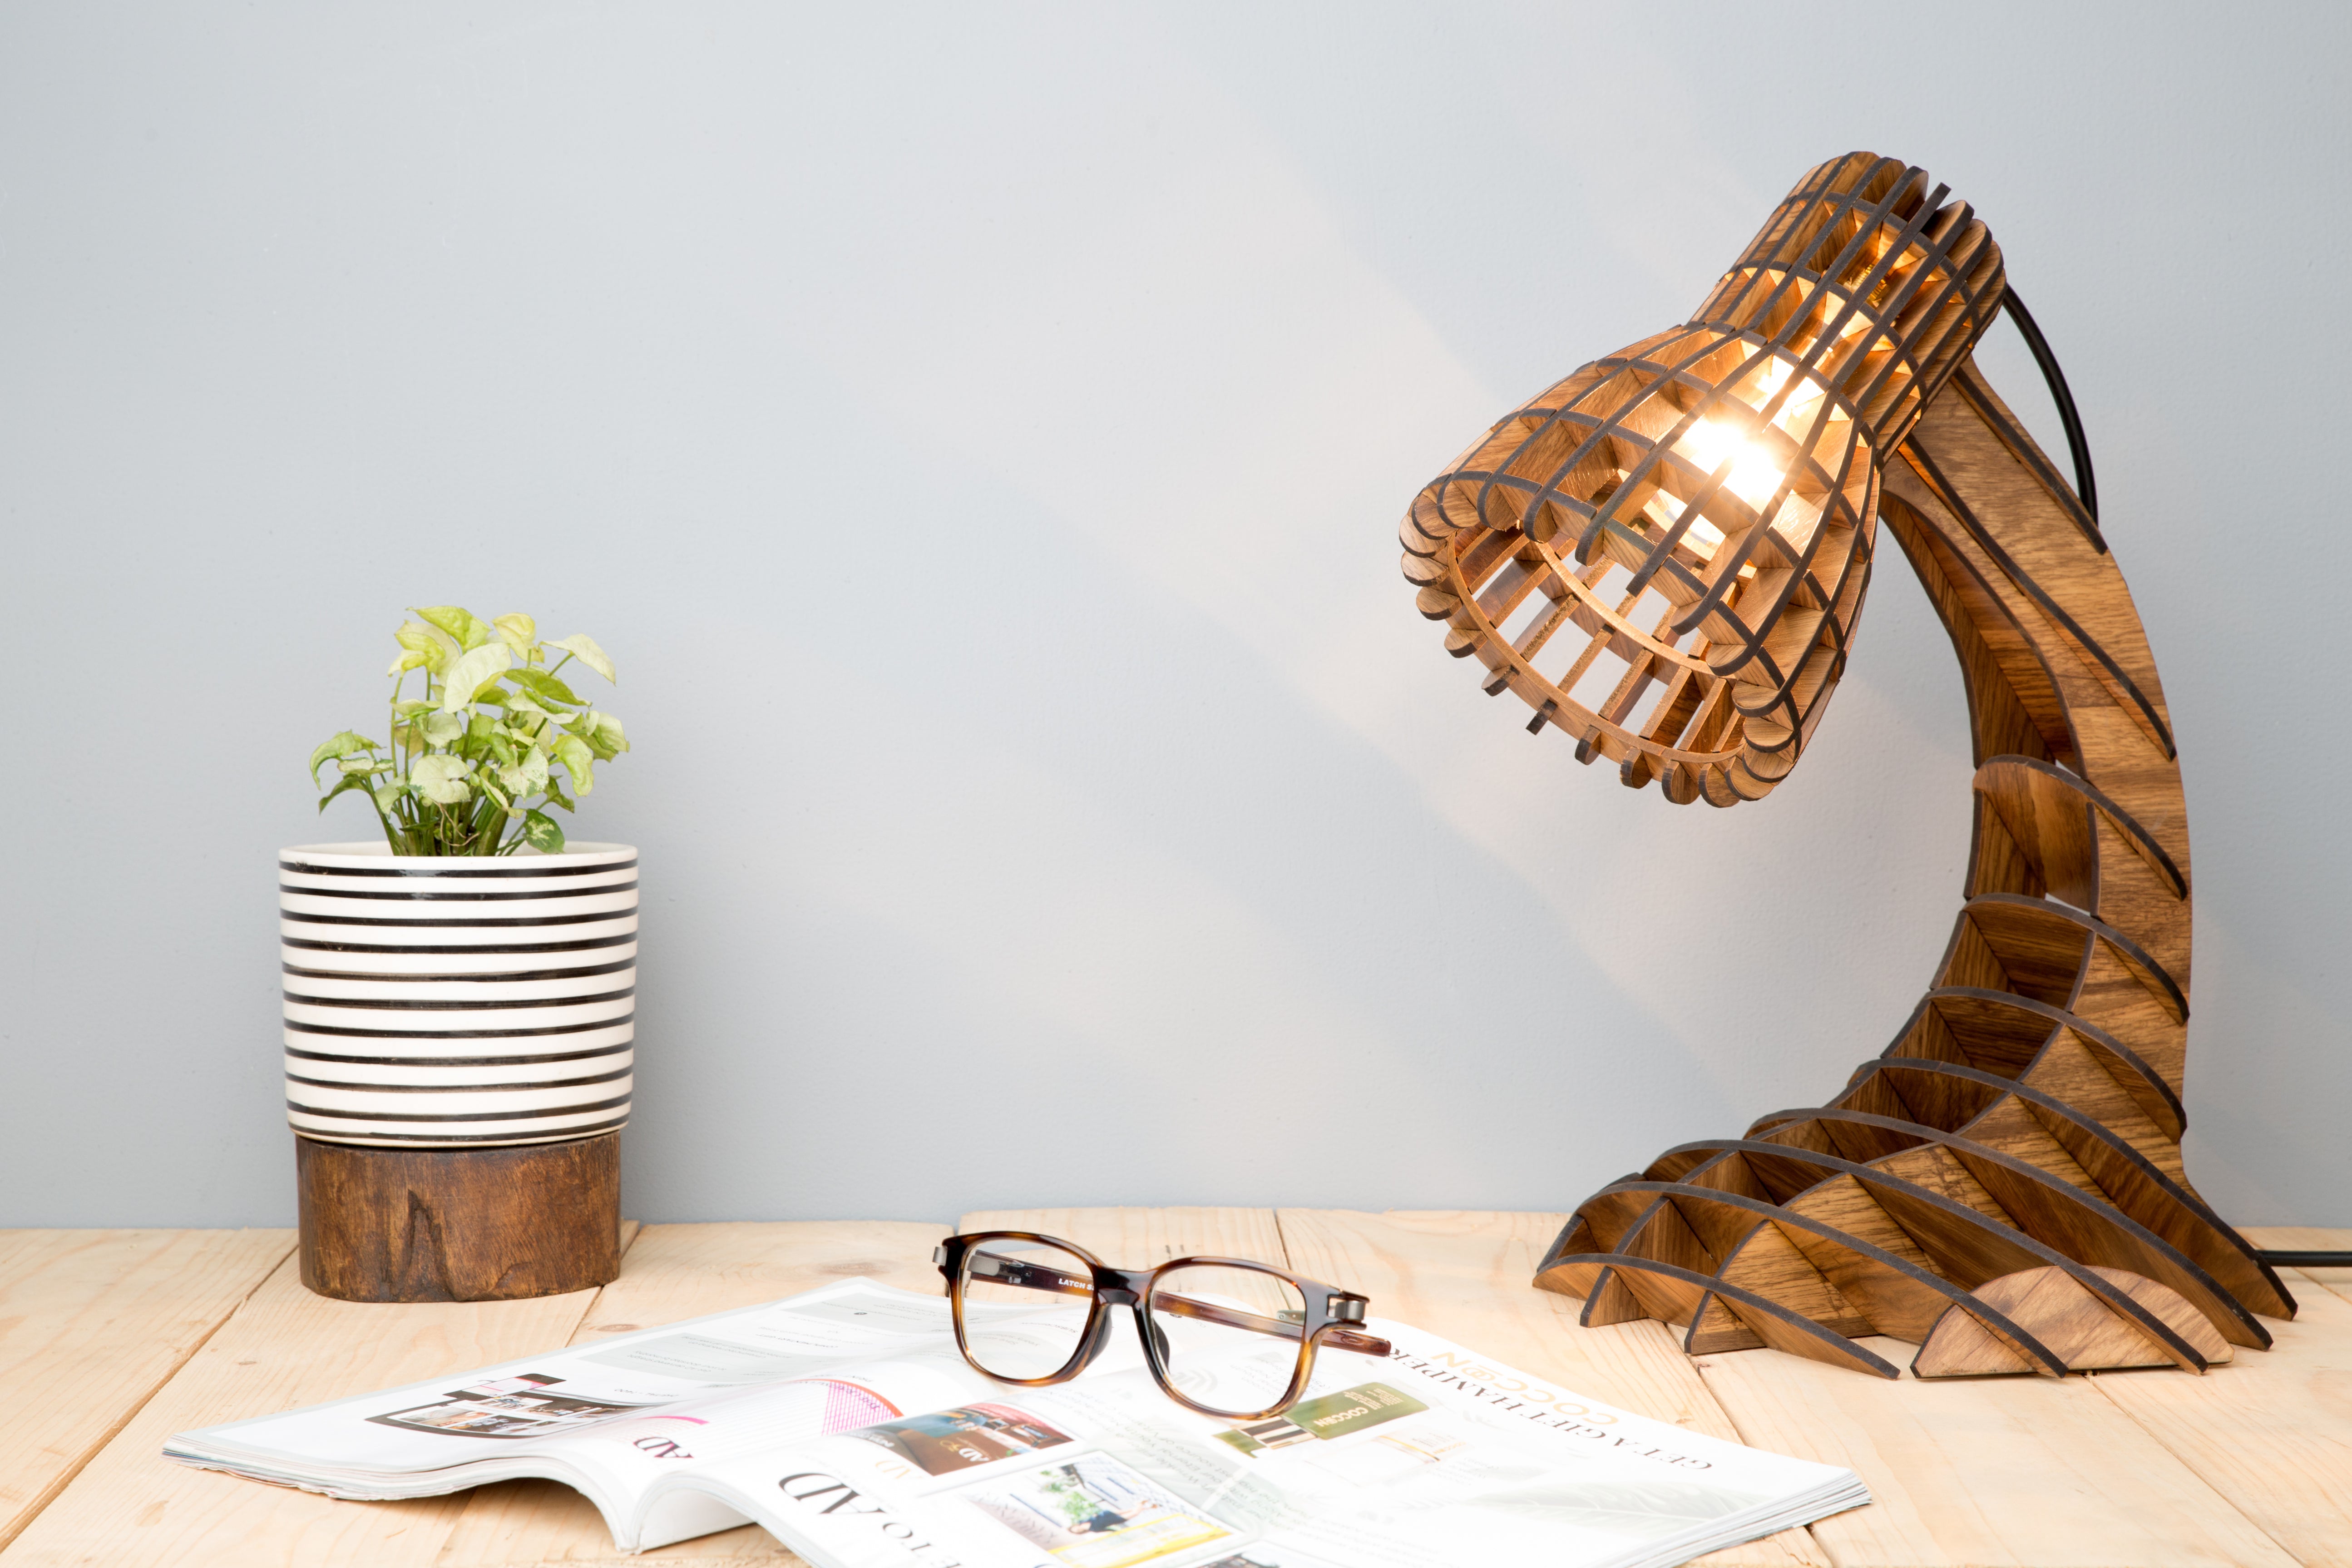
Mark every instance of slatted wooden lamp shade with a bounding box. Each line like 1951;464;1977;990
1403;151;2291;1379
1405;155;2000;801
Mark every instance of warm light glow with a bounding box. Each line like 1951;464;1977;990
1675;417;1788;511
1740;353;1828;442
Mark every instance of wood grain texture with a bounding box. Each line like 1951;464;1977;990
1692;1335;2298;1566
0;1223;636;1568
1400;152;2003;807
297;1134;621;1303
2074;1232;2352;1566
1912;1266;2229;1378
15;1215;2352;1565
0;1229;295;1551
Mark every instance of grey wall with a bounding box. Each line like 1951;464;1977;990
4;2;2347;1229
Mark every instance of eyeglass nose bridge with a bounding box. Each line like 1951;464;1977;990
1093;1266;1156;1310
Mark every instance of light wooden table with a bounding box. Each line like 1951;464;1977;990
3;1211;2347;1567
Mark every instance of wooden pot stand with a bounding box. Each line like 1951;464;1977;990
296;1135;621;1303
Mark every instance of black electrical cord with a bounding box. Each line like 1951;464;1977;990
1999;287;2099;523
2254;1250;2352;1268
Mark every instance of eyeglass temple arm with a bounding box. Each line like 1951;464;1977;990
956;1250;1097;1299
1141;1290;1392;1357
957;1248;1390;1356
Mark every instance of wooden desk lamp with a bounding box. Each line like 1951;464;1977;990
1401;151;2291;1378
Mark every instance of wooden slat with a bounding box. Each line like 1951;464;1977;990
2069;1227;2352;1565
1691;1331;2298;1566
0;1223;639;1568
19;1216;2350;1566
432;1220;947;1567
1276;1208;1828;1568
0;1228;295;1550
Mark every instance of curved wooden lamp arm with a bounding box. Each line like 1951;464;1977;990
1529;341;2292;1378
1405;151;2292;1378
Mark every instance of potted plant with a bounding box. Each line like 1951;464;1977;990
282;607;637;1302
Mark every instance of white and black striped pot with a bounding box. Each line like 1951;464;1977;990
279;842;637;1148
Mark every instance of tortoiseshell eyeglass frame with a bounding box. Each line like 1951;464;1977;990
934;1230;1393;1421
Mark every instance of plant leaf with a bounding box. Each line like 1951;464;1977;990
395;621;455;675
505;667;582;707
309;731;375;782
386;649;428;677
420;709;467;747
519;809;565;853
552;734;595;794
548;633;615;684
542;773;575;812
568;710;617;761
438;643;513;712
411;754;473;805
415;605;491;651
594;712;628;752
496;748;549;796
492;613;537;657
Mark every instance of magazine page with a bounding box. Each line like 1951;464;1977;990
170;1279;954;1472
164;1278;1077;1545
504;1304;1140;1548
655;1320;1863;1568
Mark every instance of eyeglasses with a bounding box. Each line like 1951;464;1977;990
934;1231;1393;1420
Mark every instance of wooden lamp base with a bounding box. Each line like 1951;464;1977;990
295;1133;622;1303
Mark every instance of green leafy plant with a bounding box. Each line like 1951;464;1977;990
309;606;629;856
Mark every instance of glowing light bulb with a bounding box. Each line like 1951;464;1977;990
1675;418;1788;510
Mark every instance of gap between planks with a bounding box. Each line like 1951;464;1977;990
0;1220;642;1568
0;1229;297;1553
20;1213;2346;1568
2065;1227;2352;1568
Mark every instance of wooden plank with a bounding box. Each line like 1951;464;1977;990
1276;1208;1828;1568
956;1205;1290;1268
0;1223;639;1568
0;1228;295;1551
2076;1229;2352;1566
1691;1331;2298;1566
432;1220;947;1567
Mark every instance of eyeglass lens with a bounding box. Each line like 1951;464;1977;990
1146;1262;1307;1417
956;1237;1097;1380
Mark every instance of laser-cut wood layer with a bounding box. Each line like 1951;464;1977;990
1402;152;2288;1376
1401;151;2002;803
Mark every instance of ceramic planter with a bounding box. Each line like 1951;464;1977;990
278;842;638;1148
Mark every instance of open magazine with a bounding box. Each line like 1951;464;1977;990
167;1277;1866;1568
